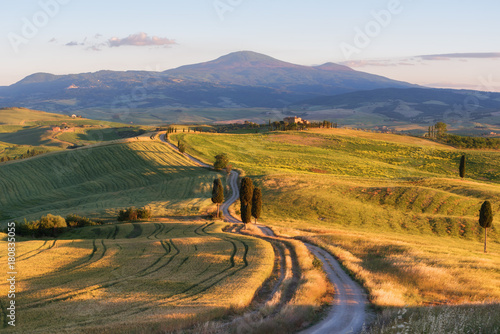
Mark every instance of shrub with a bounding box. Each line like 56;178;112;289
214;153;229;170
118;207;151;221
39;214;67;229
66;214;102;227
136;207;152;219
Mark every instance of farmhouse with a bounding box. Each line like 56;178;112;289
284;116;310;124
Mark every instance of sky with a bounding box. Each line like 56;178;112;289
1;0;500;92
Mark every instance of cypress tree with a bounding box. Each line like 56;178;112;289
459;155;466;178
240;177;254;225
479;201;494;253
211;179;224;218
251;187;262;224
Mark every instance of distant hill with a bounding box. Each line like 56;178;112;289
0;51;414;115
292;88;500;125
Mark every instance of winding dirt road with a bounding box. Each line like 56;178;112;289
160;133;369;333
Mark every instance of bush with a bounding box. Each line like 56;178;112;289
66;214;102;228
15;214;67;237
214;153;229;170
137;207;152;219
118;207;151;221
39;214;67;229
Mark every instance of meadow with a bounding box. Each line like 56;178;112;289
0;220;274;333
170;129;500;313
0;139;225;225
0;108;149;160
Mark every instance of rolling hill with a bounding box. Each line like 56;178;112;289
0;139;220;224
292;87;500;125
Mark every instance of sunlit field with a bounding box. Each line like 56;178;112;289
171;130;500;313
0;221;274;333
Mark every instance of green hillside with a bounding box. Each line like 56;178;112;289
0;139;223;225
0;108;149;161
169;129;500;308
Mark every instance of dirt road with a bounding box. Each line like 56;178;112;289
160;133;369;333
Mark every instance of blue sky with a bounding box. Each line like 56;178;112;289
1;0;499;91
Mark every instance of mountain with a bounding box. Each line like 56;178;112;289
0;51;415;116
164;51;414;95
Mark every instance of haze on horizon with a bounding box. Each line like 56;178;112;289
1;0;499;92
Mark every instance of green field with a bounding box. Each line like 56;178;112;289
0;108;150;161
171;129;500;309
0;221;274;333
0;139;225;225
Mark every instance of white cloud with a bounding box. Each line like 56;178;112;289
419;52;500;60
108;32;176;48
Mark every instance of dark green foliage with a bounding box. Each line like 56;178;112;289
240;177;254;224
240;177;254;205
251;187;262;223
214;153;229;170
435;122;448;138
16;214;67;237
479;200;494;253
445;135;500;149
118;207;151;221
178;141;186;153
479;201;493;229
66;214;102;228
459;155;466;178
241;204;252;224
136;207;152;219
211;178;224;218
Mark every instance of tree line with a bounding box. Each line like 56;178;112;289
6;214;103;238
0;148;50;163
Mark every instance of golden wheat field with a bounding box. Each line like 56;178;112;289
0;221;274;333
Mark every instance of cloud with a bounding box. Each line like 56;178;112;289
48;38;57;43
419;52;500;60
65;41;81;46
107;32;176;47
340;59;415;68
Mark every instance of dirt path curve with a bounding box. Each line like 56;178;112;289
300;244;368;334
160;133;368;333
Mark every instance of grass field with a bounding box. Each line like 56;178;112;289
0;220;274;333
0;108;150;159
170;130;500;311
0;139;226;225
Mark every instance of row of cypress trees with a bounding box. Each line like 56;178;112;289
211;176;262;225
240;177;262;225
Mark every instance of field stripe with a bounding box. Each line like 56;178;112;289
18;240;56;262
126;223;143;239
16;240;48;259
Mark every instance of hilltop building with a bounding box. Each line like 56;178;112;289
284;116;310;125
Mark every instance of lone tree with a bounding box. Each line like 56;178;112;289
459;155;466;179
178;141;186;153
211;179;224;218
214;153;229;171
251;187;262;224
479;201;494;253
240;177;254;226
435;122;448;138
